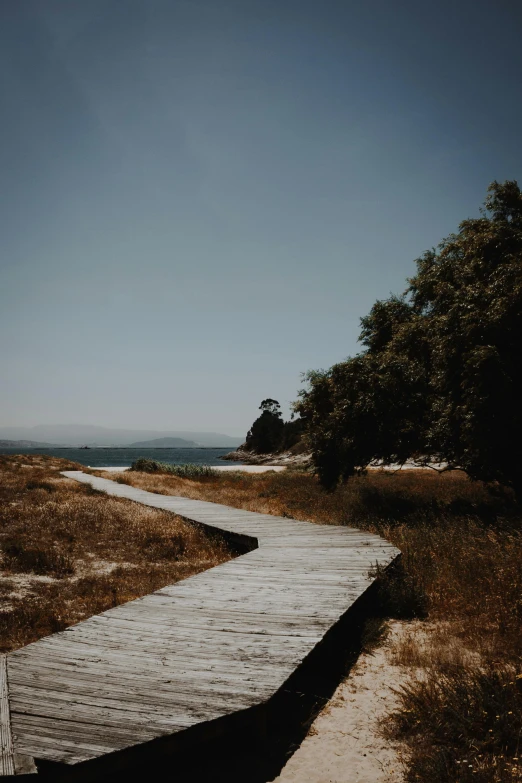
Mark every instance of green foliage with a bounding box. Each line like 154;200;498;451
130;459;217;478
296;181;522;493
279;417;304;451
245;400;304;454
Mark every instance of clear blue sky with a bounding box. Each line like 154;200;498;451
1;0;521;437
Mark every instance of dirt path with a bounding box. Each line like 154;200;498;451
275;622;408;783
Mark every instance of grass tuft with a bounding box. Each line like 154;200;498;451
130;458;217;478
385;666;522;782
1;539;74;577
25;480;56;492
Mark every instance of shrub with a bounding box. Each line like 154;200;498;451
386;667;522;782
130;459;217;478
1;539;74;578
25;480;56;492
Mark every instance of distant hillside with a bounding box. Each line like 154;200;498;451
0;439;59;448
128;437;199;448
0;425;243;448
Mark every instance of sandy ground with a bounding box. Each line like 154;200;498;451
274;622;408;783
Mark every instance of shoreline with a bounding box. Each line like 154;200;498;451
219;447;312;467
94;464;288;473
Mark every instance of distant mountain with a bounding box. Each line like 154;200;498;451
128;437;199;448
0;439;59;448
0;425;243;448
160;432;243;447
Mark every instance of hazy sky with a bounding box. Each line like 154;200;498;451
1;0;521;436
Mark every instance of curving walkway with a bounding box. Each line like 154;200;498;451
1;471;399;778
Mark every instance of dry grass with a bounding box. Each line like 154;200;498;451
385;664;522;782
0;455;233;652
119;465;522;782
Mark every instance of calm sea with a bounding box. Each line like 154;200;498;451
0;447;239;468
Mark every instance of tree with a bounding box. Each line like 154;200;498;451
295;181;522;496
259;399;282;416
245;399;285;454
244;400;305;454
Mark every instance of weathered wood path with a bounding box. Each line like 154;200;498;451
1;471;399;778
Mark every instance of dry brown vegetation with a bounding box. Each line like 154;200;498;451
118;465;522;783
0;455;232;652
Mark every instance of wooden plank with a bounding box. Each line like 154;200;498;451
0;657;14;777
0;655;36;777
8;670;281;709
10;698;190;735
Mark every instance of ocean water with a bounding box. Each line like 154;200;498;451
0;447;239;468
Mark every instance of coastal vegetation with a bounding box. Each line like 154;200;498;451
0;455;232;652
130;458;217;477
295;181;522;499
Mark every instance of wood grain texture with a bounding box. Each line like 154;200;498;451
2;470;400;775
0;656;14;777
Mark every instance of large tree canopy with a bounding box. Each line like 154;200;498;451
295;181;522;495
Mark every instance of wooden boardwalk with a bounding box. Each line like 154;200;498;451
1;471;400;778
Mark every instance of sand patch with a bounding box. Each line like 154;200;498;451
0;572;57;610
275;621;408;783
